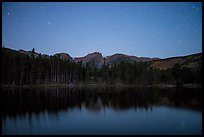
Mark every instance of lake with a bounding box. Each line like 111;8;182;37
2;87;202;135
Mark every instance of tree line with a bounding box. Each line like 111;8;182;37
2;47;201;86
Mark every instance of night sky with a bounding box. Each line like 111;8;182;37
2;2;202;59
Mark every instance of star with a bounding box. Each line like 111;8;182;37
48;21;50;25
192;6;195;9
7;12;10;15
42;6;45;10
178;40;182;43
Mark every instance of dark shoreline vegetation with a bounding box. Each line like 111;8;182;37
2;47;202;87
2;83;202;89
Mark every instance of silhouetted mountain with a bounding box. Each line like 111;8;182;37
151;53;202;70
74;52;104;68
54;53;73;62
19;49;40;57
105;53;160;65
11;48;203;70
74;52;160;68
18;49;49;58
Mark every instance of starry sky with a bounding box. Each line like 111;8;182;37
2;2;202;59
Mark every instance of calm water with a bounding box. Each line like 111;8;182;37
2;87;202;135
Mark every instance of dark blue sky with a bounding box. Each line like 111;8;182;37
2;2;202;59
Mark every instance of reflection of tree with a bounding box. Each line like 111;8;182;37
2;87;202;119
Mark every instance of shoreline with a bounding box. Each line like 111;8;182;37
2;83;202;89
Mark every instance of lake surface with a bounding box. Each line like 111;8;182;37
2;87;202;135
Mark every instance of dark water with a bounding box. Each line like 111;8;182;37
2;87;202;135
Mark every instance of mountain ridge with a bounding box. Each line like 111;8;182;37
2;47;202;86
17;48;161;67
152;52;202;70
3;47;202;70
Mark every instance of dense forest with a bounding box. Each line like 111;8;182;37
2;47;202;86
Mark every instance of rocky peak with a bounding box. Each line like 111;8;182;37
105;53;137;65
54;53;73;61
74;52;103;68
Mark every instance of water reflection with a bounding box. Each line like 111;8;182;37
2;87;202;119
2;87;202;135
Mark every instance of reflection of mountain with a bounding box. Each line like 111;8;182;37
85;97;103;112
2;87;202;118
